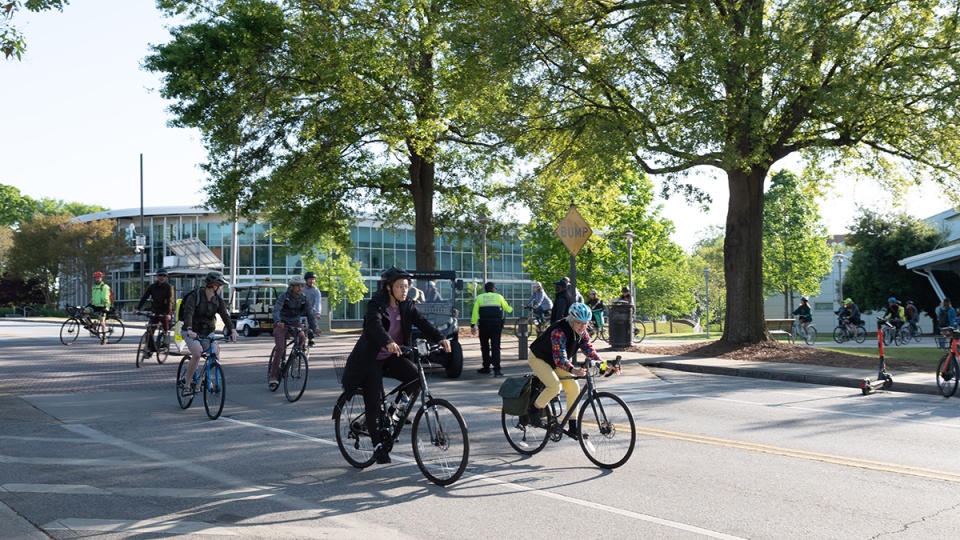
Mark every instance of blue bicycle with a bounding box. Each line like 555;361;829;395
176;332;229;419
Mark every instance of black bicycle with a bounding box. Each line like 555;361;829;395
60;306;125;346
513;306;550;338
266;326;310;402
134;311;170;367
176;332;229;420
502;355;635;469
333;339;470;486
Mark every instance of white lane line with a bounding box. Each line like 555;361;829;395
42;518;238;536
2;483;279;500
222;418;745;540
0;436;96;443
0;455;118;466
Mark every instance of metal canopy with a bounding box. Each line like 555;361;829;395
166;238;223;270
897;243;960;300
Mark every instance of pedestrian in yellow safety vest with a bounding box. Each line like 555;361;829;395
471;282;513;376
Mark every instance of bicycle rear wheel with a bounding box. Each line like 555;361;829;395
501;408;549;455
283;351;309;402
104;317;125;344
411;398;469;486
60;318;81;346
203;363;225;420
804;327;818;345
913;325;923;343
176;356;194;409
936;354;959;398
136;333;149;368
632;321;646;343
155;329;169;364
333;392;375;468
577;391;636;469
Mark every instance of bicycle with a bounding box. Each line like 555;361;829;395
879;318;907;346
134;311;170;367
936;326;960;398
900;321;923;343
332;339;470;486
502;355;636;469
789;316;817;345
59;306;125;346
513;306;550;338
832;318;866;344
586;308;607;342
176;332;229;420
266;325;310;402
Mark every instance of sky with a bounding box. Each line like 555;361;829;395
2;0;953;250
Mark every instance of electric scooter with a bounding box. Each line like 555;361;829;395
861;317;894;395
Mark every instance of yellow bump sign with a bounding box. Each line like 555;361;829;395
555;205;592;256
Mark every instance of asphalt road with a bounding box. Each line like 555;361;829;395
2;320;960;539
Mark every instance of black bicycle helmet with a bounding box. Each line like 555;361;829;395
381;266;413;284
204;271;228;286
155;268;168;276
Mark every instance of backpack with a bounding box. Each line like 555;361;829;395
176;287;203;322
938;307;951;329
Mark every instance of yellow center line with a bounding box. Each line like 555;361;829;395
490;407;960;483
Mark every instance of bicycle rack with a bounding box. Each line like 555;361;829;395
861;319;893;395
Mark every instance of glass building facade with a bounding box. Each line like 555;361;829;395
71;207;535;322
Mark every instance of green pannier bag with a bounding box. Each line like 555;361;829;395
498;375;534;416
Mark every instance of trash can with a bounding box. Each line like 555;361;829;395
608;301;633;349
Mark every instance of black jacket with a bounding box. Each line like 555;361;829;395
180;288;235;336
136;281;175;315
340;291;445;391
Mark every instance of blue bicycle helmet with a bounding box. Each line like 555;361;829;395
568;302;592;322
888;297;898;304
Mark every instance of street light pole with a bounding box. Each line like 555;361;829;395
624;229;635;306
704;267;710;339
478;214;491;284
836;253;846;306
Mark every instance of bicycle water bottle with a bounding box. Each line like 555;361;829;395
391;392;410;423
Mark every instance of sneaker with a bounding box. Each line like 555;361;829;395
477;367;491;374
373;444;391;464
494;369;504;377
143;352;152;359
527;404;545;428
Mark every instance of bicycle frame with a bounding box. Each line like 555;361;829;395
542;357;621;439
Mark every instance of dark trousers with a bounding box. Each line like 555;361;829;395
359;354;421;447
478;322;504;370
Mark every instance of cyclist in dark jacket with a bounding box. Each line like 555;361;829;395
551;279;571;324
340;267;451;465
134;268;175;357
268;275;318;390
179;271;238;396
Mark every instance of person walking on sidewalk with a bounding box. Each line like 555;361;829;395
303;271;321;345
471;281;513;376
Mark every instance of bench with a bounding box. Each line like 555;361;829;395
765;318;795;341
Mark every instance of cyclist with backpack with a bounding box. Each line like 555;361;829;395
179;271;239;397
526;303;618;429
884;297;906;331
268;275;318;391
937;298;957;331
134;268;175;358
904;300;920;336
339;266;451;465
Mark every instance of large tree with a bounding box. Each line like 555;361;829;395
146;0;514;270
762;170;833;316
484;0;960;344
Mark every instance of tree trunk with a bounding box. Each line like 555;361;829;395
408;151;437;271
721;166;770;344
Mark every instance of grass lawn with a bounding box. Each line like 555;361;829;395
820;346;946;370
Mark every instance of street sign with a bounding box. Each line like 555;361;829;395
555;205;592;256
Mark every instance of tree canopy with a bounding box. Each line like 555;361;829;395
480;0;960;344
147;0;517;270
1;0;68;60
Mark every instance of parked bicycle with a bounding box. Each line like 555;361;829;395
513;306;550;338
176;331;229;420
936;326;960;398
266;325;310;402
333;339;470;486
134;310;170;367
501;355;635;469
832;318;867;344
789;316;817;345
59;306;125;346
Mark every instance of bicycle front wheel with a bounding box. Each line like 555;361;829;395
176;356;194;410
203;363;225;420
136;333;149;368
501;407;549;456
333;392;375;468
883;328;894;346
104;317;125;344
936;354;959;398
411;398;469;486
60;318;81;346
804;327;818;346
578;391;636;469
283;351;309;403
854;325;867;343
832;326;847;344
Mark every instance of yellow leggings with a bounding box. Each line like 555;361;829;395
528;356;580;411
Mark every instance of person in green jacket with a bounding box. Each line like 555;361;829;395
471;281;513;376
89;271;112;338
